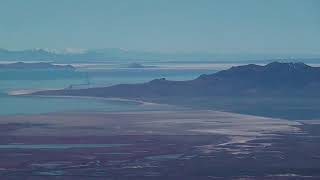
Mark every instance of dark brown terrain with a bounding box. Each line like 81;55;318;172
0;110;319;179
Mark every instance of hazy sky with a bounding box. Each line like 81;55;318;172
0;0;319;54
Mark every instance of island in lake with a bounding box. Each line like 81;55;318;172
33;62;320;120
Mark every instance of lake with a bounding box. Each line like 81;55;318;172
0;63;220;115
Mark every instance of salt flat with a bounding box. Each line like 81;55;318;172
0;110;301;145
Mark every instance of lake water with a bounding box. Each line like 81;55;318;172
0;62;221;115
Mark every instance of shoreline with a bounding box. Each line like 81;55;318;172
8;88;182;107
7;88;60;96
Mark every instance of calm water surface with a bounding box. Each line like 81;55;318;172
0;64;218;115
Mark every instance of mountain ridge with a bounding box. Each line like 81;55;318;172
33;62;320;98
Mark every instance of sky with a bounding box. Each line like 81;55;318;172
0;0;319;54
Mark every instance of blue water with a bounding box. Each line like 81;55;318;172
0;94;143;115
0;64;219;115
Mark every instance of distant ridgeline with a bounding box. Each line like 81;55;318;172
0;62;75;70
0;62;85;80
35;62;320;98
1;48;320;63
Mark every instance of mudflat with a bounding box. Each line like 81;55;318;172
0;110;319;179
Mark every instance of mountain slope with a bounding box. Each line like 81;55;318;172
34;62;320;98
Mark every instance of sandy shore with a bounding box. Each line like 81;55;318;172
8;89;170;107
7;89;60;96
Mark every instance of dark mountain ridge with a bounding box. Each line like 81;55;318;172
34;62;320;98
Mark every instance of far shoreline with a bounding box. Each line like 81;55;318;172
8;88;181;108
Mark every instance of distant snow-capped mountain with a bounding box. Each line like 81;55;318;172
29;48;88;55
0;48;319;63
0;48;136;62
